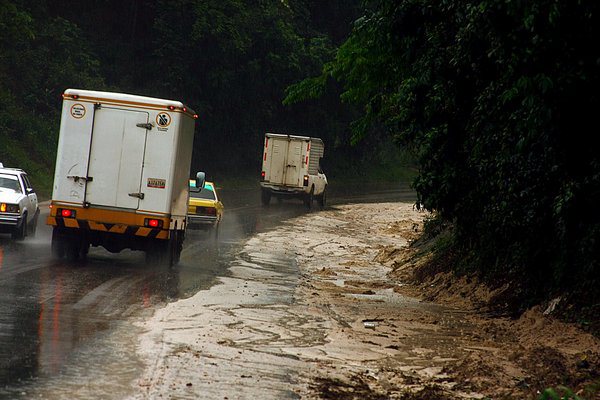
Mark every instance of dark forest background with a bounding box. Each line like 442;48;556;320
0;0;410;195
1;0;598;323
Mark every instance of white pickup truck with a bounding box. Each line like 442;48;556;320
0;163;40;240
260;133;327;209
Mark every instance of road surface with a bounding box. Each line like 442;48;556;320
0;183;415;398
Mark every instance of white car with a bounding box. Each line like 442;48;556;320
0;163;40;239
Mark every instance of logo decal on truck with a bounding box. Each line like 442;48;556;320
147;178;166;189
156;112;171;131
70;104;86;119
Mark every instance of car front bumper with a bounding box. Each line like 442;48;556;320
0;214;22;232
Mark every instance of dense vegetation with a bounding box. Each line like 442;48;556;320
1;0;412;196
286;0;599;315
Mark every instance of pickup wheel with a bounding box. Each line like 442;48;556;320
261;189;271;206
317;187;327;210
28;210;39;237
304;186;314;211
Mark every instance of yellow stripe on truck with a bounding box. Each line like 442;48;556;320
88;221;108;231
136;227;152;237
63;218;79;228
108;224;128;234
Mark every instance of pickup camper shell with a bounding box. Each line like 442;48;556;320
260;133;327;209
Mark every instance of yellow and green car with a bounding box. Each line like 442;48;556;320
187;181;223;231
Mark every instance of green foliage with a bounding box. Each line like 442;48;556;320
1;1;106;196
0;0;368;197
287;0;600;307
539;386;583;400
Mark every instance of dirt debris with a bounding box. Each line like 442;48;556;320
131;202;600;400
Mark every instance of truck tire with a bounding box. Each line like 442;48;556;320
65;238;80;261
304;186;314;211
261;189;271;206
147;232;182;266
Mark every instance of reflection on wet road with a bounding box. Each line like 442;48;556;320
0;182;415;398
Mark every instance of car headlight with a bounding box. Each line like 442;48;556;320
0;203;20;213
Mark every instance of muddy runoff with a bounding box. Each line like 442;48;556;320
129;202;600;399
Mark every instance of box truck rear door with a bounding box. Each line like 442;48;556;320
268;137;288;185
85;106;149;210
284;140;304;187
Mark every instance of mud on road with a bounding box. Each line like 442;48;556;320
130;202;600;400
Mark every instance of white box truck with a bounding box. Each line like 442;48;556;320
47;89;203;265
260;133;327;209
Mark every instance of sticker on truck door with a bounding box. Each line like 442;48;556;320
70;104;86;119
147;178;166;188
156;112;171;132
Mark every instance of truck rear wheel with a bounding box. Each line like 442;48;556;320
146;231;182;266
51;227;65;259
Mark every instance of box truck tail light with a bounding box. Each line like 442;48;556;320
261;171;265;181
145;218;163;228
193;114;199;119
303;175;309;186
168;105;175;110
59;209;76;218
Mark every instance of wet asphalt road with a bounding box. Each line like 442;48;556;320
0;183;415;399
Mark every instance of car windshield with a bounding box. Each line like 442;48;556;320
0;174;21;193
190;187;216;200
